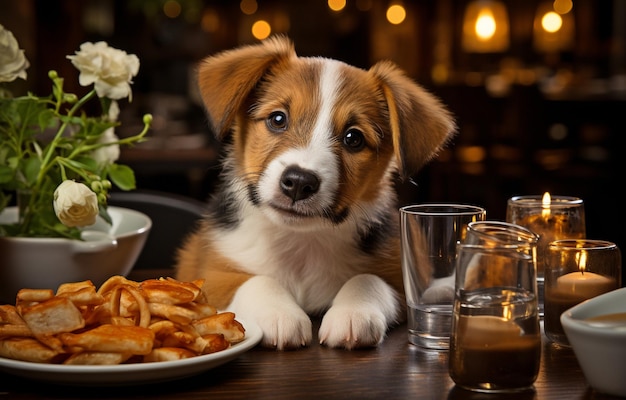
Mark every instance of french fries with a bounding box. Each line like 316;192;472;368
0;276;245;365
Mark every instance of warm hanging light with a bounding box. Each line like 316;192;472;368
462;0;510;53
386;3;406;25
533;1;575;53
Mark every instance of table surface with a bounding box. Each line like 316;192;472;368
0;270;616;400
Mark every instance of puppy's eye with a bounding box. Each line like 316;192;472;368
343;128;365;151
266;111;288;132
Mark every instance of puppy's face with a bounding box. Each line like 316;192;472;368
235;58;395;228
197;37;455;230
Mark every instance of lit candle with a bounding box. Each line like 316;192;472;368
543;239;620;346
555;249;616;301
555;271;616;302
544;251;618;344
516;193;585;276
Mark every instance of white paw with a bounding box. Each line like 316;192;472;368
227;276;312;350
252;305;312;350
319;305;387;349
317;274;399;349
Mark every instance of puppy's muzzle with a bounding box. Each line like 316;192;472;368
280;166;320;202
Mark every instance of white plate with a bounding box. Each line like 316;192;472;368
0;319;262;386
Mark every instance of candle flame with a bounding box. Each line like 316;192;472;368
577;250;587;274
541;192;551;218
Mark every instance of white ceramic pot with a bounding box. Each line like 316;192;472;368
0;206;151;303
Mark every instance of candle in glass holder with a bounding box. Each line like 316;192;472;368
544;240;621;346
507;193;586;319
555;270;616;300
508;193;586;277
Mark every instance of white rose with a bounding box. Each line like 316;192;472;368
67;41;139;100
0;24;30;83
91;128;120;166
91;100;121;166
53;180;99;228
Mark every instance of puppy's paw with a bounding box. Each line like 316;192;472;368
227;275;312;350
254;306;313;350
318;305;388;350
318;274;399;349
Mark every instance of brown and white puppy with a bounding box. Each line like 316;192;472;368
175;36;455;350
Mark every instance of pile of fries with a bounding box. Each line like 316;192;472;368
0;276;245;365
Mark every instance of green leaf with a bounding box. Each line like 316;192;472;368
23;157;42;185
37;108;56;132
74;156;98;172
0;164;13;184
64;158;92;171
85;119;116;139
7;156;19;169
108;164;136;191
9;96;53;141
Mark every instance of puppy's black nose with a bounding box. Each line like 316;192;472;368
280;166;320;202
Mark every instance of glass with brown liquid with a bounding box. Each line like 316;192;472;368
449;244;541;393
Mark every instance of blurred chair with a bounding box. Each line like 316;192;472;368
108;190;207;271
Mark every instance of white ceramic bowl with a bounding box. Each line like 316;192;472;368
0;206;151;303
560;287;626;397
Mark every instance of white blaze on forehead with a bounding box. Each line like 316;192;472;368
289;60;341;193
258;59;342;210
284;59;342;166
293;59;341;172
312;59;342;148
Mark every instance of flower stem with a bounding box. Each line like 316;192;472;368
36;89;96;184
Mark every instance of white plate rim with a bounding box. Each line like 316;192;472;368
0;318;262;386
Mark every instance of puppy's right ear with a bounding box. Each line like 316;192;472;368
197;36;295;139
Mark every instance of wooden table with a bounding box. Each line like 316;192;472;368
0;270;614;399
0;324;606;399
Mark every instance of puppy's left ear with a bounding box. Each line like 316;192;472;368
369;61;456;179
197;35;296;139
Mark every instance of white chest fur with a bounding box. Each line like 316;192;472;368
215;207;370;314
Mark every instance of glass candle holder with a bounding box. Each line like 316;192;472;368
506;194;586;318
544;239;621;346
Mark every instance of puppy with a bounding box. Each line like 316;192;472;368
175;36;455;350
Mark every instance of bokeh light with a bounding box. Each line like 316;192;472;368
328;0;346;12
386;4;406;25
163;0;181;18
542;11;563;33
201;8;220;32
553;0;573;14
240;0;258;15
252;20;272;40
475;9;496;40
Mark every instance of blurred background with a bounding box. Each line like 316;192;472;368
1;0;624;263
